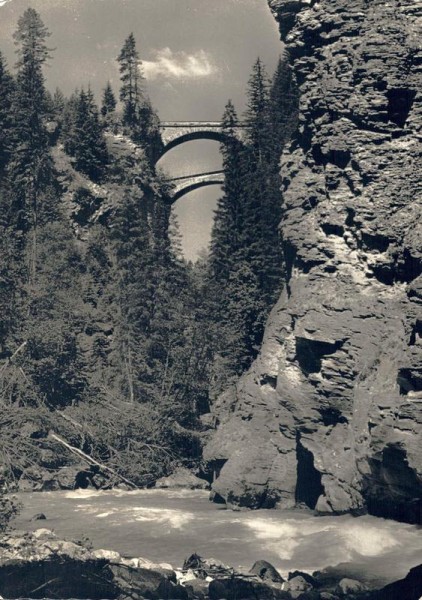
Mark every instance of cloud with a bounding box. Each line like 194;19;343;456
143;48;218;81
0;0;12;6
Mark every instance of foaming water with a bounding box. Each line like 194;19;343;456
14;490;421;587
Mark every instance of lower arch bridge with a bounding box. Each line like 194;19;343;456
167;170;224;202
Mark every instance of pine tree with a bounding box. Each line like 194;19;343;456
53;87;65;114
244;58;273;164
61;90;79;156
101;81;117;117
111;187;155;403
72;88;109;181
0;52;15;173
270;54;299;154
242;57;283;304
117;33;144;128
210;100;247;282
117;34;162;159
8;8;54;282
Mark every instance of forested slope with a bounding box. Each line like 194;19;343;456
0;8;297;492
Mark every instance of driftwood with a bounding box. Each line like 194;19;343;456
0;341;28;376
49;432;138;489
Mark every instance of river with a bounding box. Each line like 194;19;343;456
13;489;421;588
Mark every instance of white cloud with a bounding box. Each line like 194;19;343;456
0;0;12;6
143;48;218;81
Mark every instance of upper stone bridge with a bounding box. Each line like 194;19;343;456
159;121;247;158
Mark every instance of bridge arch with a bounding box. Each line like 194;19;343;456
159;131;226;159
170;171;224;203
158;121;246;161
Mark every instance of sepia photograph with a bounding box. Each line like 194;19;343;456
0;0;421;598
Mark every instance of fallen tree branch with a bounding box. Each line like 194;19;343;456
0;341;27;376
49;432;138;490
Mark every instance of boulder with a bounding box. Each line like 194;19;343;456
250;560;285;583
155;467;210;490
336;578;368;596
30;513;47;521
283;575;314;597
288;571;318;587
92;548;122;562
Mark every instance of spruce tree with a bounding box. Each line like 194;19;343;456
242;57;283;305
117;33;144;128
270;54;299;154
117;34;162;159
111;187;155;403
210;100;246;282
0;53;15;173
61;90;79;156
72;88;109;181
244;58;273;164
101;81;117;117
8;8;54;282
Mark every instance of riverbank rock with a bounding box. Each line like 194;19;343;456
336;578;368;596
284;575;314;596
204;0;422;522
0;530;185;600
250;560;285;583
370;563;422;600
155;468;210;490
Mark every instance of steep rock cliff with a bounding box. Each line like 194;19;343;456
205;0;422;522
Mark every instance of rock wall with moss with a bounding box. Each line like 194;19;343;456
205;0;422;522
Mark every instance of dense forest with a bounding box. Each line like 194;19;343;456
0;8;298;497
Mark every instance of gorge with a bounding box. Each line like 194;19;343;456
204;0;422;525
0;0;421;598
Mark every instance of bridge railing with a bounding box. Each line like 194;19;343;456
160;121;248;128
168;170;224;182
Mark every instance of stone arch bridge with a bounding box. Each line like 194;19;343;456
159;121;247;201
168;170;225;203
159;121;247;158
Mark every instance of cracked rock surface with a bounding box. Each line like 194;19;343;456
204;0;422;522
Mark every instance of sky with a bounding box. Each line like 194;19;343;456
0;0;283;259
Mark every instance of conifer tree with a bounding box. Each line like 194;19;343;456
112;188;155;403
117;34;162;160
270;54;299;154
8;8;54;282
210;100;246;282
61;90;79;156
71;88;109;181
244;58;272;164
117;33;144;128
0;53;15;173
101;81;117;117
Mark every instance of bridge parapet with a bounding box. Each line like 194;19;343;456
168;170;224;202
158;121;247;157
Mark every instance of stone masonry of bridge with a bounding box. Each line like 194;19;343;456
159;121;247;157
159;121;247;200
168;170;225;203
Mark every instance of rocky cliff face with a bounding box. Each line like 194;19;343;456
204;0;422;523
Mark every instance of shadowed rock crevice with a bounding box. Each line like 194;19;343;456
386;88;416;128
295;436;324;509
295;337;344;375
397;367;422;395
364;445;422;524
